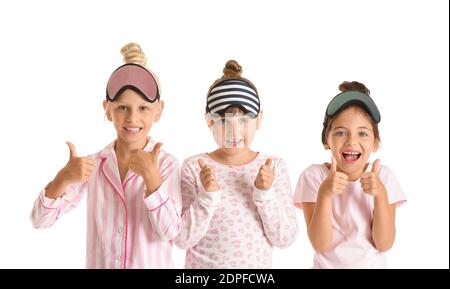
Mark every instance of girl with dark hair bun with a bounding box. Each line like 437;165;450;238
293;81;407;268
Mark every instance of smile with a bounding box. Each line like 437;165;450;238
225;139;243;146
124;127;143;134
342;151;361;162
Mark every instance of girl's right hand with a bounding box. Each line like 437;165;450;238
318;157;349;197
58;142;95;184
198;159;220;192
45;142;95;199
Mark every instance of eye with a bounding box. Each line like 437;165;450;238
139;106;150;111
359;131;369;137
239;117;249;124
117;105;127;111
335;130;346;136
220;118;233;126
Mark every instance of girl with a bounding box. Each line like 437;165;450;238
293;81;406;268
174;60;298;268
30;43;181;269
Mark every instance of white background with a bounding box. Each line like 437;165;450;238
0;0;448;269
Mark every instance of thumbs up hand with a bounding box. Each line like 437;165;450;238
254;159;275;191
318;157;349;197
198;159;220;192
129;142;163;196
59;141;95;184
360;159;385;197
44;142;95;199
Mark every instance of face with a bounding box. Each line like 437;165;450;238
207;107;261;152
103;89;163;147
325;106;378;176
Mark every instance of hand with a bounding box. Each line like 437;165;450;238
254;159;274;190
58;142;95;184
45;142;94;199
319;157;349;197
360;159;385;197
129;142;163;195
198;159;220;192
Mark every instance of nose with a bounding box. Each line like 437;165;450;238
224;119;244;137
345;133;357;146
125;108;138;122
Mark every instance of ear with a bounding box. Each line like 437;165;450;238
372;139;379;152
323;137;331;150
153;100;164;122
256;111;263;129
103;100;112;121
205;113;214;129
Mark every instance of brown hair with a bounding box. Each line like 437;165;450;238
209;60;257;91
321;81;380;146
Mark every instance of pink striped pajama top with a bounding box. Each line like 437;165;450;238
31;138;182;268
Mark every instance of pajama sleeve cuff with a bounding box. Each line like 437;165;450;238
252;186;275;203
197;188;222;207
38;189;64;209
144;188;170;211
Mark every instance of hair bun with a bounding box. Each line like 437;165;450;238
339;81;370;95
223;60;242;78
120;42;147;67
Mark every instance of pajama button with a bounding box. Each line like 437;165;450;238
117;256;123;261
118;228;123;234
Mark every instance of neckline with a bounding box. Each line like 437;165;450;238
204;151;261;168
322;162;372;182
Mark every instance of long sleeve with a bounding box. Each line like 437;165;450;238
143;157;182;241
252;158;298;248
174;160;221;250
30;181;88;229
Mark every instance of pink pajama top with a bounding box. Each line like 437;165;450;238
31;138;182;268
294;163;406;268
175;153;299;268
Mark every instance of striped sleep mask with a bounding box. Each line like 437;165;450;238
206;79;260;117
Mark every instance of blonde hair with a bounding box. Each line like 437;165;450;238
120;42;148;68
118;42;162;95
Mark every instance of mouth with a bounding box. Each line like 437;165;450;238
341;151;361;163
123;127;143;135
225;139;244;148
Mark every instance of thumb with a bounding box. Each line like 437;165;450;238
360;172;372;179
372;159;380;173
331;156;337;172
198;159;206;169
264;159;273;169
151;142;163;158
66;141;77;159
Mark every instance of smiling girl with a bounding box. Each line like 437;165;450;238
30;43;181;268
293;81;406;268
174;60;298;268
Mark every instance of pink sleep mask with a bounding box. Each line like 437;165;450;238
106;63;159;102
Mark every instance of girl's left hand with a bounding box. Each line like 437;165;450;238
129;142;163;196
360;159;386;197
255;159;274;191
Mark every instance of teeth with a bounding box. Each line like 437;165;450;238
343;151;360;155
125;127;140;132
